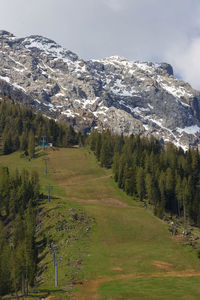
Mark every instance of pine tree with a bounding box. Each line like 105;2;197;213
100;137;113;168
175;175;182;217
2;132;13;154
165;167;175;213
95;133;102;160
28;131;35;158
112;152;120;182
158;171;166;211
145;173;153;204
0;222;11;295
20;132;28;152
88;128;200;225
182;177;189;232
136;167;145;201
24;204;37;289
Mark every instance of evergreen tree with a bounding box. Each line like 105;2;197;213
100;135;113;168
28;131;35;158
2;132;13;154
0;222;11;295
89;127;200;225
20;131;28;152
0;100;79;155
158;171;166;211
136;167;145;201
95;133;102;160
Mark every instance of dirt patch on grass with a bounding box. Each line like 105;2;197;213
153;260;174;271
70;197;131;207
58;174;112;186
73;270;200;300
111;267;123;272
172;234;186;243
49;170;112;187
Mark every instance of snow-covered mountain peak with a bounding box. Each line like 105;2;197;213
0;31;200;149
0;30;15;38
21;35;79;62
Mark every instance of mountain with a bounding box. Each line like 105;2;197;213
1;30;200;149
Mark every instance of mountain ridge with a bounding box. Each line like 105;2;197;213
0;30;200;150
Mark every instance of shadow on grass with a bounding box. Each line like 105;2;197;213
36;263;48;285
41;194;61;201
40;288;66;294
34;151;48;158
45;205;64;214
39;194;62;207
38;250;48;264
36;237;47;252
28;288;69;299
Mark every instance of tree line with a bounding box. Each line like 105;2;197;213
88;130;200;226
0;166;39;297
0;99;81;156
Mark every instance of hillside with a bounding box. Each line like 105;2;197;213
1;31;200;149
1;148;200;299
0;99;80;156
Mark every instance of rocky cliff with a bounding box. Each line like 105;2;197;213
1;30;200;149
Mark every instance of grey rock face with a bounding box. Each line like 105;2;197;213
0;31;200;150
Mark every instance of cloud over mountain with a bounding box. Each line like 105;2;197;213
1;0;200;88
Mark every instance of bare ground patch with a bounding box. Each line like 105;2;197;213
73;270;200;300
153;260;174;271
172;234;187;243
111;267;123;272
70;197;131;207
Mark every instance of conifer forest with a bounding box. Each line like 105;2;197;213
88;130;200;225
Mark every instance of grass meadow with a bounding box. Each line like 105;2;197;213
1;147;200;299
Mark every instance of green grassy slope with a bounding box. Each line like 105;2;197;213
1;148;200;299
99;276;200;300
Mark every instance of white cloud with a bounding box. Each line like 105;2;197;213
104;0;124;12
165;38;200;90
1;0;200;89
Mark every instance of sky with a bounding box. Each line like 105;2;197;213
1;0;200;89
